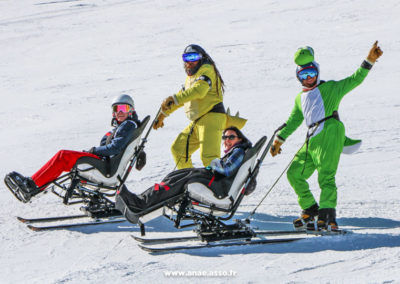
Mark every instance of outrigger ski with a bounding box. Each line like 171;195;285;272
17;213;126;231
17;214;88;224
26;218;126;231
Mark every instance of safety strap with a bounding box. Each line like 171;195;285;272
105;127;117;145
302;111;340;174
104;127;118;176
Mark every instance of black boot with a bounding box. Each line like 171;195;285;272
5;172;41;203
293;203;319;230
307;208;339;232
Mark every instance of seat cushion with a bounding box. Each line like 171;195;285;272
187;182;232;209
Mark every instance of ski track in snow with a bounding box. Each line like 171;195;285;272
1;0;400;283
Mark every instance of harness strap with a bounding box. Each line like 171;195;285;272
105;127;117;145
308;111;340;129
104;127;118;176
301;111;340;175
185;119;199;163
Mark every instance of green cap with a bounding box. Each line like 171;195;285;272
294;46;315;66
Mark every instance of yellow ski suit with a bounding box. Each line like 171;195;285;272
165;63;226;169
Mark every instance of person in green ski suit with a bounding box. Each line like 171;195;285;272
270;41;383;231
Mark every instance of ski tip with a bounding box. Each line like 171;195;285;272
27;225;41;232
131;235;145;242
17;216;29;223
138;244;157;253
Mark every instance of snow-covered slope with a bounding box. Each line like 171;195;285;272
1;0;399;283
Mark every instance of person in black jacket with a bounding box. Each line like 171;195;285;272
5;94;142;203
116;126;251;216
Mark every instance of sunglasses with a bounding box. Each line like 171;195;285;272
182;52;202;62
112;104;132;113
222;135;238;140
297;67;318;81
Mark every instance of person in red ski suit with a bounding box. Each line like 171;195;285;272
5;94;143;203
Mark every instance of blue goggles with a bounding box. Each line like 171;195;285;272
182;52;202;62
297;67;318;80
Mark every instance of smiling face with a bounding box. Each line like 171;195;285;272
222;129;242;151
115;111;129;123
302;75;318;88
297;64;319;89
112;104;131;123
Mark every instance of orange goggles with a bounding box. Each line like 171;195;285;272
112;104;131;113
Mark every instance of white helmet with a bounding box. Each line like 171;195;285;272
112;94;134;109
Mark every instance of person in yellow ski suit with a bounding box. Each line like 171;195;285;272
154;44;244;169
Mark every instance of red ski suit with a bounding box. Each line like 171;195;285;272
31;118;139;189
32;150;100;188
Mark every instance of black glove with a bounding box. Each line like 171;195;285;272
244;178;257;196
135;151;146;171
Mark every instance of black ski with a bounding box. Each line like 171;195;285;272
17;214;88;224
27;218;126;231
133;235;198;244
133;230;307;244
138;237;305;253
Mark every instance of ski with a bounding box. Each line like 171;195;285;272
133;235;198;244
138;237;305;253
17;214;88;224
27;218;126;231
305;228;348;236
133;230;307;244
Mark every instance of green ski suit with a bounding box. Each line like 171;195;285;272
278;66;370;210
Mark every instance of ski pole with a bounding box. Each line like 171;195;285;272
245;119;326;223
244;125;308;223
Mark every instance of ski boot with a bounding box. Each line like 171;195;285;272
306;208;341;234
293;203;319;231
4;171;40;203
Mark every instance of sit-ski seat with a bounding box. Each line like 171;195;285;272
74;116;150;187
186;136;267;216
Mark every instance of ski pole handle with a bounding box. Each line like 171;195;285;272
270;123;286;152
275;123;287;134
152;107;162;126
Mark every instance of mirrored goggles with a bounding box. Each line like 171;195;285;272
182;52;202;62
222;135;238;141
297;67;318;81
112;104;131;113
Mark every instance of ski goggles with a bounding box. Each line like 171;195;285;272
222;135;238;141
182;52;202;62
297;67;318;81
112;104;132;113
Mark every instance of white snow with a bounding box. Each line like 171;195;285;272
1;0;400;283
